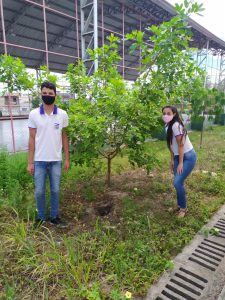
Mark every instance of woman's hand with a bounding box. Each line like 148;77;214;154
177;163;183;174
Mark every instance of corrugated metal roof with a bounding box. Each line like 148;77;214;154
0;0;224;81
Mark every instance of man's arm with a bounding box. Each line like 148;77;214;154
62;129;70;172
27;128;36;176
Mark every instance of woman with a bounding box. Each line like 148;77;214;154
162;105;197;218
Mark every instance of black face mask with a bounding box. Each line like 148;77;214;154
42;95;55;105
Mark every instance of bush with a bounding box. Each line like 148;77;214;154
151;124;166;140
0;152;34;217
214;114;225;126
191;115;204;131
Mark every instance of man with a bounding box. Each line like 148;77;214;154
27;81;69;227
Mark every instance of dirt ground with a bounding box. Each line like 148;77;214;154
58;168;173;235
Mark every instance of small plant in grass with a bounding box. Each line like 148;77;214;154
200;227;220;237
3;283;16;300
199;227;210;237
125;291;132;299
110;289;125;300
165;260;175;271
83;186;96;202
133;187;138;192
210;228;220;236
0;151;8;193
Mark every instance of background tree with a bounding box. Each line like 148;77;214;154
190;84;225;146
0;54;34;152
126;0;205;104
0;54;34;93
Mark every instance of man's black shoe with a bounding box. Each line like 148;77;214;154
50;217;67;228
33;219;45;229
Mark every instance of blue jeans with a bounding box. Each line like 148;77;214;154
34;161;62;220
173;149;197;209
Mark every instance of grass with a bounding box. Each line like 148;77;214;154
1;126;225;299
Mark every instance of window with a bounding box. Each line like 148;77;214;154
4;96;19;105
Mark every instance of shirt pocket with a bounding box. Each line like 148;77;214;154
53;122;61;130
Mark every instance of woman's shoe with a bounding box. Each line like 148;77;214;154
177;208;188;218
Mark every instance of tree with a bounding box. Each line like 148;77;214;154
66;60;91;99
66;1;207;185
0;54;34;152
126;0;205;104
67;35;160;185
190;84;225;146
0;55;34;93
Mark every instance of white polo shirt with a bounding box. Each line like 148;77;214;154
28;105;68;161
166;122;193;156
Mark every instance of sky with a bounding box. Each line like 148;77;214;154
167;0;225;41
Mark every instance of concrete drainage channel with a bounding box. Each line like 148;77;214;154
146;205;225;300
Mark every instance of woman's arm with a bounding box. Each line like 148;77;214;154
176;135;184;174
169;147;174;173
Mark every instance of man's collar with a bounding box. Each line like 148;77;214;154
40;104;57;115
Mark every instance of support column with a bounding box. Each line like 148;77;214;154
204;40;209;88
43;0;49;68
0;0;7;54
0;0;16;153
122;3;125;78
81;0;98;74
101;0;104;46
214;53;220;88
75;0;80;58
200;40;209;148
139;16;142;70
218;54;225;92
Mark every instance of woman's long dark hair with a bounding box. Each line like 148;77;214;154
162;105;187;149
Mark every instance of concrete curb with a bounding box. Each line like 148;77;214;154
218;285;225;300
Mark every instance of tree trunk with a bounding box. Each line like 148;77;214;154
107;157;111;186
8;93;16;153
200;126;203;148
200;114;205;148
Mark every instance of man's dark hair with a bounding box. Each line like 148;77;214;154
41;81;56;94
